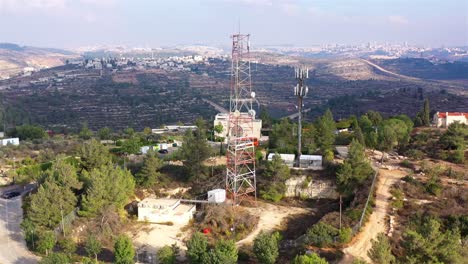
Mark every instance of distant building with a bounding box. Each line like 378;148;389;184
213;113;262;142
0;138;19;146
207;189;226;203
299;155;323;169
267;153;295;167
137;198;195;225
433;112;468;128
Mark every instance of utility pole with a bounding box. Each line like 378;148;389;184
294;67;309;167
339;195;342;230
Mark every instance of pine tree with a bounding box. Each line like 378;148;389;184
180;118;211;182
368;233;396;264
28;180;77;229
253;232;281;264
136;153;163;187
423;98;430;126
80;164;135;217
186;232;208;264
85;235;102;262
77;139;112;171
315;109;336;161
114;235;135;264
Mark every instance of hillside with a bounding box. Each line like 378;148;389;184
0;43;78;79
1;55;468;131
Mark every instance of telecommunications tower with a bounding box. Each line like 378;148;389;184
294;67;309;167
226;33;257;205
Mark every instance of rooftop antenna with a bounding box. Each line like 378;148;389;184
294;66;309;167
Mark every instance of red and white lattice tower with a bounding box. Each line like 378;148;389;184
226;33;256;206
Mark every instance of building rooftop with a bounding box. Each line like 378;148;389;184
436;112;468;118
139;198;179;208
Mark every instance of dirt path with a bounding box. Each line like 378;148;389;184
340;168;407;263
237;201;312;246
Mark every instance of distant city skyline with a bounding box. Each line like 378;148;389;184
0;0;467;49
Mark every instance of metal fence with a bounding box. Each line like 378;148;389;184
54;207;79;238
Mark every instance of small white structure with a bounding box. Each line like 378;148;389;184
0;138;19;146
300;155;323;169
158;143;168;150
140;146;151;154
207;189;226;203
267;153;295;167
433;112;468;128
138;198;195;225
0;132;4;138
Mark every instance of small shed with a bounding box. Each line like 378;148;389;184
0;138;19;146
267;153;295;167
137;198;195;225
207;189;226;203
300;155;323;169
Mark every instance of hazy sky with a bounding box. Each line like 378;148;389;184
0;0;467;48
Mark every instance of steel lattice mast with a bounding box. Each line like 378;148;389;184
226;33;256;206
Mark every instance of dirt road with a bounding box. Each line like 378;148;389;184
340;168;407;263
237;201;312;246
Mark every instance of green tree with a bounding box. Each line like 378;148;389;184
206;239;238;264
98;127;112;140
80;164;135;217
336;140;373;195
315;109;336;162
292;253;328;264
121;137;142;154
368;233;395;264
21;218;38;250
180;118;211;182
213;123;224;135
43;154;82;190
135;153;163;187
15;124;47;140
186;232;208;264
401;217;462;264
158;245;177;264
77;139;112;171
423;98;431;126
253;231;281;264
338;227;352;244
58;238;77;256
260;154;290;202
366;111;383;126
79;122;93;140
305;222;338;248
114;235;135;264
269;118;296;153
352;119;365;146
85;235;102;261
439;122;467;163
124;127;135;137
27;180;77;229
39;252;70;264
37;231;55;255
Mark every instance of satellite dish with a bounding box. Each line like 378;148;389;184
249;109;256;117
251;92;256;98
234;110;241;117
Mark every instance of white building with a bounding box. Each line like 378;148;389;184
433;112;468;128
138;198;195;225
0;138;19;146
267;153;295;167
299;155;323;169
207;189;226;203
213;113;262;142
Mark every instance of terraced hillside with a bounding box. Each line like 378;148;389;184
1;57;467;131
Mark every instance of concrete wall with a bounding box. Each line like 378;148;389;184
285;176;339;199
214;113;262;141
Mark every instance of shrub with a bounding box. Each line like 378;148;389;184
158;245;176;264
39;253;70;264
253;231;281;264
338;227;352;244
292;252;328;264
305;222;338;248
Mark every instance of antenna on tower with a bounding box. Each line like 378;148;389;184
226;32;256;206
294;66;309;167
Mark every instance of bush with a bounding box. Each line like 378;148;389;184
253;231;281;264
305;222;338;248
158;245;176;264
187;232;208;264
114;235;135;264
39;252;70;264
292;252;328;264
338;227;352;244
390;188;404;209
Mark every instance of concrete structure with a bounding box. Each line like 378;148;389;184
0;132;4;138
214;113;262;142
267;153;295;167
0;138;19;146
137;198;195;225
207;189;226;203
299;155;323;169
433;112;468;128
285;176;339;199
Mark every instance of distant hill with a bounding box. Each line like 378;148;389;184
0;43;78;79
372;58;468;80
